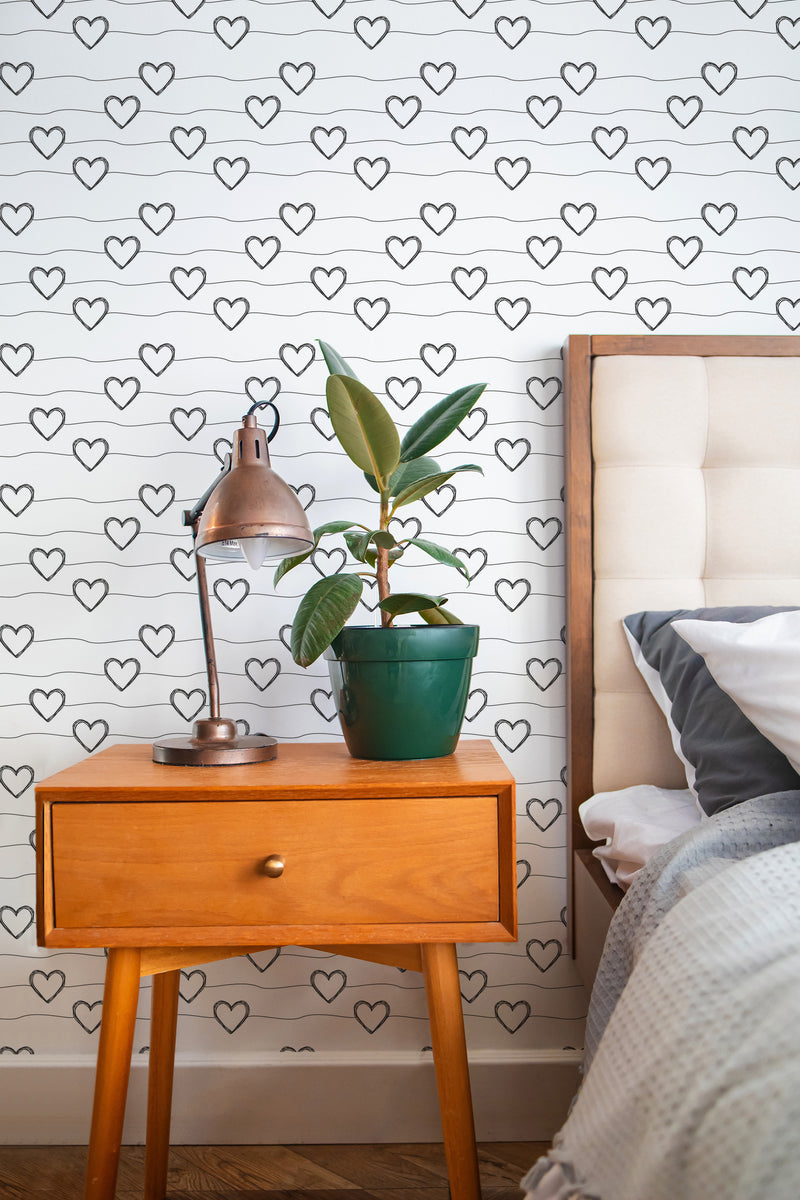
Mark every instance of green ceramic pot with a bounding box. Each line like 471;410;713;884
324;624;479;760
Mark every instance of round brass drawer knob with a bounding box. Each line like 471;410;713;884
262;854;285;878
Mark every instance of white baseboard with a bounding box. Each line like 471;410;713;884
5;1050;580;1144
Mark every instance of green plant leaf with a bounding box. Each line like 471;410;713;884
378;592;447;616
326;374;401;484
408;537;470;578
344;528;396;562
318;340;359;380
419;605;463;625
364;456;440;498
273;520;364;586
290;573;363;667
399;383;487;462
392;463;483;510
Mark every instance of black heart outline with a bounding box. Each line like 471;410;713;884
72;15;109;49
72;156;109;189
451;125;488;159
245;235;281;267
29;968;66;1003
169;547;195;579
72;436;109;470
170;688;206;721
353;999;390;1033
559;62;596;95
526;516;563;549
72;719;109;753
0;905;34;938
72;577;109;611
28;546;66;579
525;795;563;831
245;95;281;128
0;764;34;797
385;376;421;409
72;1000;102;1034
103;95;140;128
459;969;488;1002
179;969;206;1002
634;15;672;48
212;578;250;612
525;236;562;269
213;156;250;190
279;62;316;95
279;342;316;375
138;202;175;234
494;718;532;752
103;657;141;691
28;126;65;158
666;235;703;267
170;406;207;440
170;125;207;159
169;265;207;298
494;999;531;1034
103;236;140;268
310;968;347;1002
385;95;422;128
29;688;66;721
591;265;628;298
138;62;176;94
28;405;65;438
213;296;250;331
560;202;597;235
354;15;390;48
244;657;281;691
451;266;488;299
526;657;563;691
212;1000;250;1033
138;482;175;516
526;938;563;972
0;624;35;657
104;516;141;549
494;577;531;611
525;94;562;128
138;623;176;657
213;14;250;48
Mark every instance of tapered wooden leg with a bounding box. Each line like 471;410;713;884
85;948;142;1200
421;942;482;1200
144;969;180;1200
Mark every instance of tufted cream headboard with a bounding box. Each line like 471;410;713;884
563;335;800;962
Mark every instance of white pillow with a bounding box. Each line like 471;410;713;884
673;609;800;775
579;785;701;889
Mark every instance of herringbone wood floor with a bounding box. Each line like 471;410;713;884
0;1142;546;1199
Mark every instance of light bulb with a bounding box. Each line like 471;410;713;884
239;537;268;570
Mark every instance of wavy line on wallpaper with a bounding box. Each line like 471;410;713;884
5;166;792;186
9;216;800;236
7;133;800;153
11;24;781;43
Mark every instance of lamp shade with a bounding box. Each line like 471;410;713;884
195;414;313;562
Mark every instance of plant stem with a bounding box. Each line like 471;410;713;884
378;490;391;627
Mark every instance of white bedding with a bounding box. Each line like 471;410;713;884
579;785;701;888
522;791;800;1200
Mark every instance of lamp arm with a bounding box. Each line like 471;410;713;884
192;527;221;721
183;453;232;529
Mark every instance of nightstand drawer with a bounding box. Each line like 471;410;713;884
50;796;500;930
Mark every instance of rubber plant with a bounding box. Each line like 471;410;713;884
276;342;487;667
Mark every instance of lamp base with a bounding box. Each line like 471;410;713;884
153;717;277;766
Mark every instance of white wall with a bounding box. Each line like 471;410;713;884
1;0;797;1140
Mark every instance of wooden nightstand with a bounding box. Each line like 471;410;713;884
36;740;516;1200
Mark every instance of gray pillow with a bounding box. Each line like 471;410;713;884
623;606;800;816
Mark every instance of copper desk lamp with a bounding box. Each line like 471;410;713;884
153;401;313;766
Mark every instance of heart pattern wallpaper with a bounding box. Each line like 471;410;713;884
0;0;797;1063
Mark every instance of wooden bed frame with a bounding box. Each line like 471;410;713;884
563;333;800;987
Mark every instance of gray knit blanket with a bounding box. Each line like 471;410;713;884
521;792;800;1200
